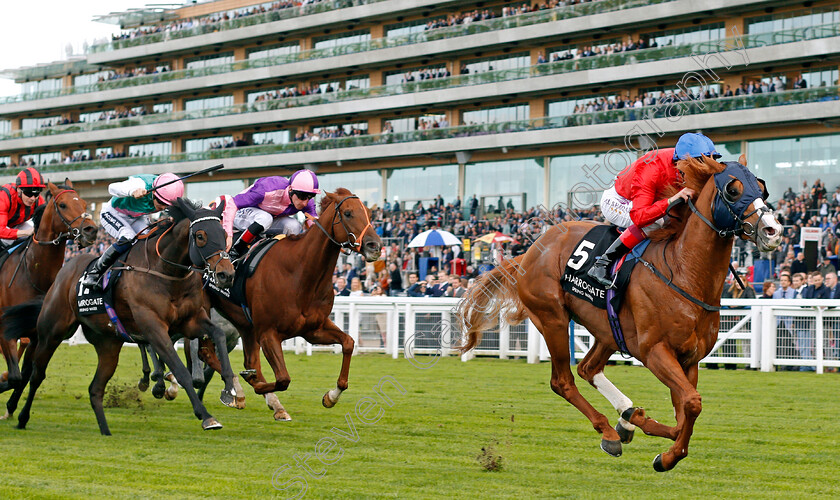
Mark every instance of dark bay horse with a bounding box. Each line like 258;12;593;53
209;188;382;421
3;198;237;434
0;181;97;409
457;156;782;471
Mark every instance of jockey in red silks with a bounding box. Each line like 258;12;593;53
0;167;46;246
587;132;721;288
220;169;320;257
81;172;185;289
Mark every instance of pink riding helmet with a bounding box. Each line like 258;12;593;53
152;172;185;205
288;169;321;194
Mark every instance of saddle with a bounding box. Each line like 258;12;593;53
562;225;651;354
0;240;27;273
206;234;285;323
76;259;133;343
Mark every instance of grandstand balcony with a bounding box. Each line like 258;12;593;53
0;0;784;113
2;85;836;184
1;24;836;152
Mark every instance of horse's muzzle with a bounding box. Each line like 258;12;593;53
79;224;98;247
363;240;382;262
755;215;782;252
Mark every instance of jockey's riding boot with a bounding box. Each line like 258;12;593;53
587;236;631;288
230;222;264;259
81;239;129;290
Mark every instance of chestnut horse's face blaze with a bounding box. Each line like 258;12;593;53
330;193;382;262
48;182;97;247
711;162;781;252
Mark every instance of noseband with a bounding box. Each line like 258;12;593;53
33;189;94;246
311;195;372;254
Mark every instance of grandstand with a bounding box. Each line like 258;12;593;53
0;0;838;212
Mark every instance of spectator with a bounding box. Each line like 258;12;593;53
760;280;776;298
334;277;351;296
790;252;809;275
387;262;403;296
348;277;365;297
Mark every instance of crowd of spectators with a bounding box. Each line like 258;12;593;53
209;137;250;149
293;126;368;142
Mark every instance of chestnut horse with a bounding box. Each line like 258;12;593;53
3;199;237;434
209;188;382;421
457;156;782;471
0;181;97;408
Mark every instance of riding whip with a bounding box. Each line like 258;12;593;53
148;164;224;194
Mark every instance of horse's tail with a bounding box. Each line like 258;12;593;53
456;256;527;353
3;298;44;341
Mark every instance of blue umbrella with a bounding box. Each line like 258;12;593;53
407;229;462;248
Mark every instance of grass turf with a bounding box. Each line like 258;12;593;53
1;346;838;499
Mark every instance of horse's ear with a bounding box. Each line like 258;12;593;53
64;177;72;189
47;182;59;197
738;153;747;166
175;197;195;219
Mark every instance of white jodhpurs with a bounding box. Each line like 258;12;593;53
0;220;34;246
99;202;150;240
233;207;303;235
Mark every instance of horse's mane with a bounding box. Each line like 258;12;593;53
646;155;725;241
318;187;352;213
156;198;202;233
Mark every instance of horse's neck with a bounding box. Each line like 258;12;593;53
26;208;67;283
671;186;734;303
297;210;342;297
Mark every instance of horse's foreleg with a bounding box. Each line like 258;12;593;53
143;321;221;431
302;318;353;409
4;336;38;419
17;322;69;430
201;320;237;408
257;331;291;394
138;344;151;392
644;343;702;472
239;329;287;419
531;312;620;456
186;338;205;389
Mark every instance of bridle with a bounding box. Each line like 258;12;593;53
32;189;94;246
686;182;772;239
311;195;372;254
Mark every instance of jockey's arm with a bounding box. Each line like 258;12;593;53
108;177;147;198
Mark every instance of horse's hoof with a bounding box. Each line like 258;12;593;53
150;373;162;382
615;422;635;444
220;390;236;408
322;393;336;408
0;411;12;420
239;369;257;381
653;454;667;472
202;417;223;431
234;396;246;409
600;438;622;457
274;408;292;421
137;380;149;392
152;384;165;399
164;385;178;401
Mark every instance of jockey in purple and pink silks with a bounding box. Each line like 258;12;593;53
219;169;321;257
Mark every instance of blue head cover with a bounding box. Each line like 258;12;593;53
674;133;721;161
712;162;766;231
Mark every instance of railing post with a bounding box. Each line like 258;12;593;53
499;312;510;360
404;303;414;360
816;306;824;374
440;308;451;358
527;319;540;364
348;302;359;356
750;307;761;369
760;306;775;372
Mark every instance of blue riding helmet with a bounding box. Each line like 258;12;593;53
673;132;722;161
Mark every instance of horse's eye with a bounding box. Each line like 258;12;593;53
59;203;67;209
344;210;352;217
724;181;742;202
195;230;207;247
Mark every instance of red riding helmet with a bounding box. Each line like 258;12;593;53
15;167;46;189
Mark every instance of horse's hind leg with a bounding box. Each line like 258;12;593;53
147;345;167;399
186;338;205;389
302;318;353;409
17;322;71;430
4;336;38;419
195;337;246;409
88;334;123;436
577;341;637;443
644;343;702;472
530;311;622;456
138;344;151;392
